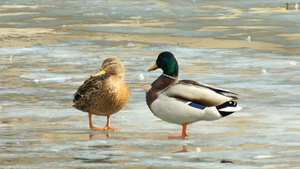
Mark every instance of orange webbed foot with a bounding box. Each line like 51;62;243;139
168;123;188;139
89;113;105;130
102;115;120;130
168;134;188;139
89;114;120;130
90;126;104;130
103;126;120;130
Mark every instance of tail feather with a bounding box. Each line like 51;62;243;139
216;101;242;117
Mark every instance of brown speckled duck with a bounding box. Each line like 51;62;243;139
146;51;242;138
73;57;130;130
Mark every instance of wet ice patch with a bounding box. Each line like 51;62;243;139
0;44;95;61
20;73;72;83
1;107;80;118
0;66;8;70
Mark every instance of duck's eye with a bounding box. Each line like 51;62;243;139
109;62;116;66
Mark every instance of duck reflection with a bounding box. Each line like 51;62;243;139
89;130;112;139
175;145;202;153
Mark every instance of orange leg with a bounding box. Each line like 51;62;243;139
89;113;120;130
169;123;188;138
88;113;104;130
103;115;120;130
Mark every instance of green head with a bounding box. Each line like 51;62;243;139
148;51;179;77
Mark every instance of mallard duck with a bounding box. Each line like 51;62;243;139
73;57;130;130
146;51;242;138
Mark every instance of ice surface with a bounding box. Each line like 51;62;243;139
0;0;300;168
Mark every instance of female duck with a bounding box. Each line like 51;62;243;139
146;51;242;138
73;57;130;130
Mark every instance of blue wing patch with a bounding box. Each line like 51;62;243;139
188;102;206;110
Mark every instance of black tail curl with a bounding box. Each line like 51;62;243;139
216;101;238;117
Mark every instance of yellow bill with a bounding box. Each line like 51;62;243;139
148;63;158;71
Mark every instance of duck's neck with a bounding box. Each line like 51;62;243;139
146;74;176;107
162;73;176;79
151;74;177;91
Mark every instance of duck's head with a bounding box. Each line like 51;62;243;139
92;57;125;77
148;51;179;77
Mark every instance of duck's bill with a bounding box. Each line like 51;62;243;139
148;63;158;71
92;70;106;77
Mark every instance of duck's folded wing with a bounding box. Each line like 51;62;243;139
73;74;111;102
165;79;238;107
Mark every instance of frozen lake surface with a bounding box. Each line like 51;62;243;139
0;0;299;168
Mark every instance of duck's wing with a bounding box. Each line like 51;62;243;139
181;79;238;95
164;79;238;107
73;74;111;102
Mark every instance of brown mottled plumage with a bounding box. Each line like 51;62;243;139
73;57;130;130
